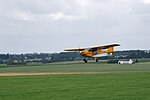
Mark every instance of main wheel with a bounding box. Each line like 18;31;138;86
83;58;88;63
96;59;99;62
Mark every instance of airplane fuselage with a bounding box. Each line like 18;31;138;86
79;47;114;58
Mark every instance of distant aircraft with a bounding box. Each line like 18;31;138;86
64;43;120;63
118;59;133;64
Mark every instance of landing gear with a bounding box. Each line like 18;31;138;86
83;58;99;63
96;59;99;62
83;58;88;63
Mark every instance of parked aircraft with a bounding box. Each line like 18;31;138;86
64;43;120;63
118;59;133;64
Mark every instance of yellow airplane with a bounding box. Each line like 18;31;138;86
64;43;120;63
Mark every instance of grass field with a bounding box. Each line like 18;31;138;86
0;62;150;73
0;62;150;100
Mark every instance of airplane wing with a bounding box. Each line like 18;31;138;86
91;44;120;49
64;48;85;51
64;44;120;51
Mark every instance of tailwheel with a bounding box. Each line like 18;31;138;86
83;58;88;63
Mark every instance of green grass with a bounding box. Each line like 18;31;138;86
0;73;150;100
0;62;150;73
0;62;150;100
138;58;150;62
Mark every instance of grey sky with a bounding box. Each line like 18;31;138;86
0;0;150;53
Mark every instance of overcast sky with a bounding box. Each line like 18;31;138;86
0;0;150;53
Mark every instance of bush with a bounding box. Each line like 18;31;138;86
107;59;119;64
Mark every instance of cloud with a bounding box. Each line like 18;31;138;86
48;12;86;20
14;11;36;21
0;0;150;53
141;0;150;4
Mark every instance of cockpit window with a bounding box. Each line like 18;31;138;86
89;48;97;52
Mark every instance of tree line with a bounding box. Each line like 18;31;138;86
0;50;150;64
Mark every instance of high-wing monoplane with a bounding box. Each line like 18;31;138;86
64;43;120;63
